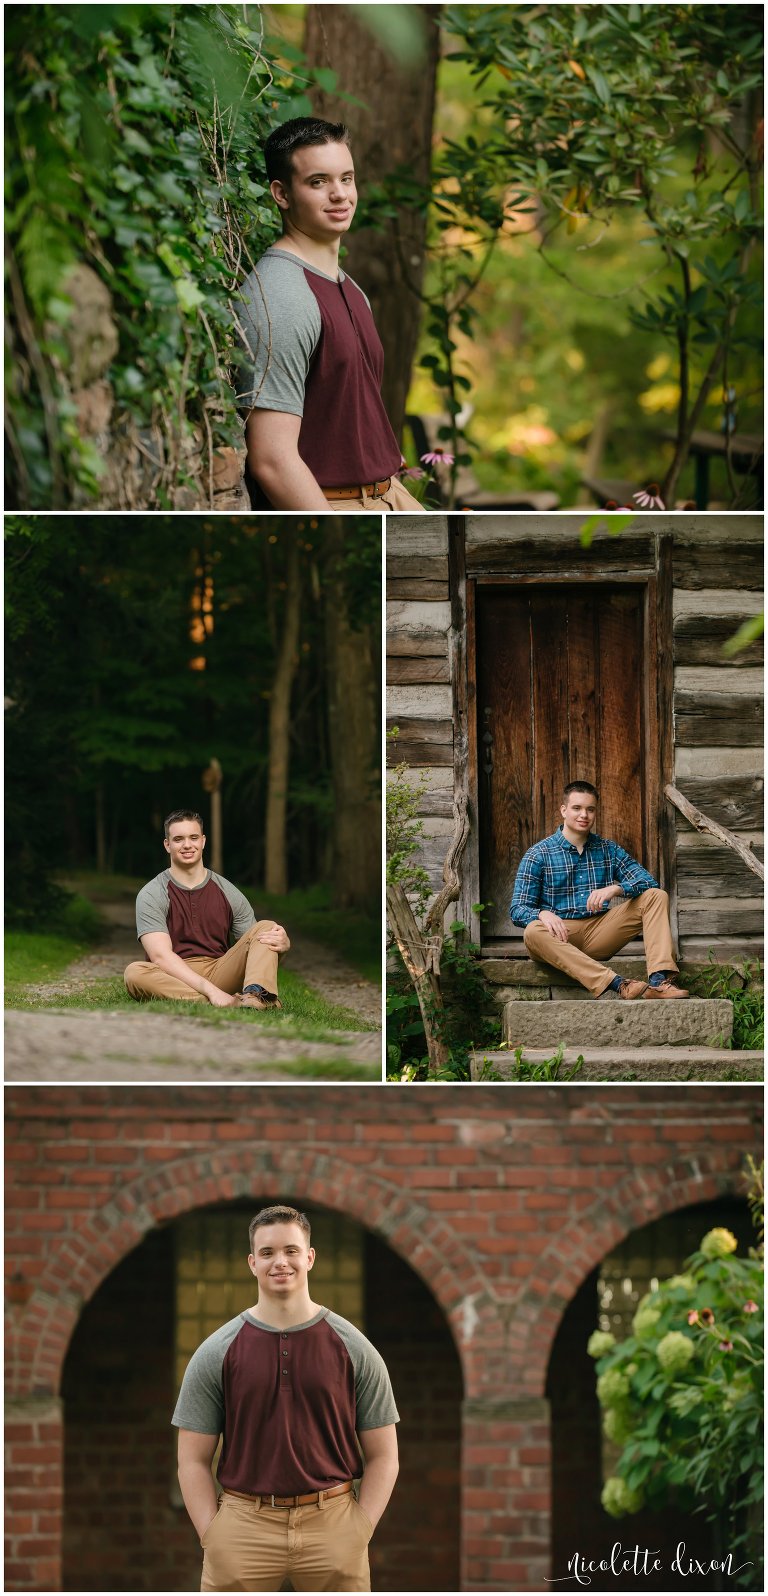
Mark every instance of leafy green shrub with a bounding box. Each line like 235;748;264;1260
589;1210;764;1579
6;4;314;507
687;959;764;1050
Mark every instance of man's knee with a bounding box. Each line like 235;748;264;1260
639;887;668;910
523;921;546;950
124;961;148;999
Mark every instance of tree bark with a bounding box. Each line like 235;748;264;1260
323;518;380;912
303;4;442;441
264;532;302;895
386;881;450;1073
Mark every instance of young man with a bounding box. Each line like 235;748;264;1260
173;1205;400;1593
236;117;424;514
124;809;289;1009
510;781;689;1000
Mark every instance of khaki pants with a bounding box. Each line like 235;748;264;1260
124;922;280;1003
324;477;425;513
522;888;678;997
200;1489;373;1592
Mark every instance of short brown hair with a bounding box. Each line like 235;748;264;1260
249;1205;311;1251
562;781;598;801
264;118;350;187
163;808;205;840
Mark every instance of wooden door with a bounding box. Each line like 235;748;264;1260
475;584;649;938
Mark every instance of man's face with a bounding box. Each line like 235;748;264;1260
560;791;597;834
248;1222;315;1299
271;140;357;241
164;819;206;869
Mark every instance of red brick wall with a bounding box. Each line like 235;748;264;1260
5;1086;761;1591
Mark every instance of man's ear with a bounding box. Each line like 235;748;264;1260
306;1247;316;1272
163;837;171;855
270;178;290;212
559;804;567;820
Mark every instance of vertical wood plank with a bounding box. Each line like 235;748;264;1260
477;588;534;936
596;588;644;858
531;589;570;838
566;591;599;787
655;534;678;951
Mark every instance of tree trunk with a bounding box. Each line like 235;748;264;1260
386;881;450;1074
304;4;442;441
323;518;380;912
95;782;106;874
264;533;302;895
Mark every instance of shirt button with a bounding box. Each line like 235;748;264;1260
282;1368;288;1375
282;1349;288;1356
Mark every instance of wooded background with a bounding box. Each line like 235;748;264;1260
5;514;381;918
5;3;762;511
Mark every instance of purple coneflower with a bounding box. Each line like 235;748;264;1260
718;1339;734;1352
421;448;455;467
633;484;665;510
399;466;426;480
743;1300;759;1313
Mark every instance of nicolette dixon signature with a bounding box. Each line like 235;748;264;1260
547;1543;754;1586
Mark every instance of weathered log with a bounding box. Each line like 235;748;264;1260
665;783;765;881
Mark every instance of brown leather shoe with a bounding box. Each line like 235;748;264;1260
643;978;689;1000
239;991;283;1011
616;978;649;1000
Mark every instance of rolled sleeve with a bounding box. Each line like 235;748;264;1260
611;844;659;897
510;847;545;927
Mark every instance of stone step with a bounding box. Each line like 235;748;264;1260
470;1048;762;1083
501;997;733;1049
479;957;750;995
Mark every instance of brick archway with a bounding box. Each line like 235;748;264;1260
10;1143;489;1402
497;1147;745;1398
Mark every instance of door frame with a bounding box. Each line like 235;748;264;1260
456;532;676;950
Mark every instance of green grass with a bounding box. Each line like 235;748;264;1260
5;892;103;985
5;967;375;1035
256;885;380;984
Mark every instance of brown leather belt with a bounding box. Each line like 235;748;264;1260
324;478;391;500
226;1480;354;1509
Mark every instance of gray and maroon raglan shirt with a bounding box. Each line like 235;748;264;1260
172;1308;399;1495
135;870;255;960
236;248;403;489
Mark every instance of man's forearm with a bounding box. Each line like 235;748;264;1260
358;1456;399;1530
150;948;214;997
178;1459;218;1539
249;447;329;511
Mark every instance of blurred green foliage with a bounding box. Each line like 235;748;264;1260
5;513;380;908
5;3;312;507
409;2;763;505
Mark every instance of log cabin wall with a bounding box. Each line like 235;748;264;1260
386;514;763;962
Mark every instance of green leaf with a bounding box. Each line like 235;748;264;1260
173;277;204;314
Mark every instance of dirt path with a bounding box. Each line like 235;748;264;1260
6;899;382;1081
4;1010;380;1080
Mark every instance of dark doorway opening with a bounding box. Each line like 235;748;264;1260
61;1204;462;1592
474;582;651;939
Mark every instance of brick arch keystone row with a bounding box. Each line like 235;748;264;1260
14;1145;494;1398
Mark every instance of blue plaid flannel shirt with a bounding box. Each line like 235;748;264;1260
510;829;658;928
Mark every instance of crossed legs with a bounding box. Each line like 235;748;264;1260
124;922;281;1002
522;889;678;997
